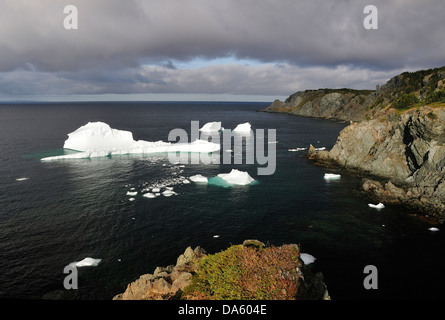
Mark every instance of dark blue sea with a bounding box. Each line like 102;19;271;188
1;101;444;300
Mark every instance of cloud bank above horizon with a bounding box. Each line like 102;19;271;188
1;0;445;101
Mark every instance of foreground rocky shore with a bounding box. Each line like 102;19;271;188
113;240;330;300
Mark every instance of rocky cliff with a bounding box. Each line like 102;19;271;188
309;106;445;221
263;66;445;121
113;240;329;300
265;66;445;221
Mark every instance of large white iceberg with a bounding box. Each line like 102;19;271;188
233;122;252;133
41;122;220;161
217;169;255;185
199;121;222;132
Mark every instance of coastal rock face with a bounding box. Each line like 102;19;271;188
263;89;375;121
113;242;330;300
113;246;206;300
310;106;445;220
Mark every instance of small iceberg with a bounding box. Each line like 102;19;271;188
162;189;177;197
324;173;341;180
300;253;316;265
315;147;326;151
368;203;385;209
233;122;252;133
16;177;29;181
41;122;220;161
288;147;307;152
126;191;138;196
143;193;156;199
189;174;208;183
428;227;439;232
69;257;102;268
199;121;222;132
217;169;255;185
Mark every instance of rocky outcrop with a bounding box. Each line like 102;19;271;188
113;246;206;300
309;106;445;221
262;89;375;121
113;241;330;300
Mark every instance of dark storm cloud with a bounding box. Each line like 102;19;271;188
0;0;444;98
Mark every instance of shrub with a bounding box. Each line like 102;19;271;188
392;93;419;110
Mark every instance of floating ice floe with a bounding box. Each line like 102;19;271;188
233;122;252;133
182;179;190;184
199;121;222;132
143;193;156;199
213;235;220;238
368;203;385;209
300;253;316;265
324;173;341;180
162;189;177;197
128;198;135;201
69;257;102;267
189;174;208;183
40;122;220;161
217;169;255;185
315;147;326;151
16;177;29;181
429;227;439;232
126;191;138;196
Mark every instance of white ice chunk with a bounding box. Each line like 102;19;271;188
41;122;220;161
126;191;138;196
368;203;385;209
429;227;439;232
324;173;341;180
217;169;255;185
199;121;222;132
300;253;316;265
288;147;307;152
69;257;101;267
182;179;190;184
143;193;156;199
16;177;29;181
189;174;208;183
315;147;326;151
152;187;161;193
128;198;135;201
233;122;252;133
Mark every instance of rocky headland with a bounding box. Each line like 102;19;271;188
113;240;329;300
263;66;445;222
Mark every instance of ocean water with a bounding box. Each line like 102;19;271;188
0;101;444;300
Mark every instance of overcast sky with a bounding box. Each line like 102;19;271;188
1;0;444;102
